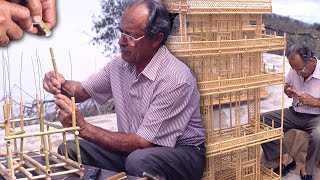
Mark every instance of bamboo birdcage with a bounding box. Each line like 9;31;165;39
0;96;83;180
165;0;286;179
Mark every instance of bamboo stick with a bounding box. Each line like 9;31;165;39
22;153;51;175
20;100;24;131
48;156;83;177
50;168;83;177
43;120;63;129
49;151;83;170
50;48;59;78
46;125;52;151
5;126;80;140
10;97;18;152
6;141;14;177
13;164;33;180
106;172;127;180
63;132;69;160
20;138;24;161
10;130;25;136
4;104;10;136
71;97;82;165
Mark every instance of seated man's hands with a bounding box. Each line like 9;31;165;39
297;93;320;107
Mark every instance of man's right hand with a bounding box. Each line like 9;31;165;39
0;1;33;46
284;84;300;98
43;71;66;95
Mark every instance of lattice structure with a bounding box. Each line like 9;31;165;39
164;0;286;179
0;95;83;180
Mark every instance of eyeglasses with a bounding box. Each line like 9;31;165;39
295;66;306;74
114;28;145;46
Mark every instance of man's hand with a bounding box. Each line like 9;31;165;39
10;0;57;35
297;93;320;107
43;71;66;95
284;84;299;98
0;1;33;46
55;94;87;128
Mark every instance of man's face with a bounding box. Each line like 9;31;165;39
118;4;156;65
289;54;315;78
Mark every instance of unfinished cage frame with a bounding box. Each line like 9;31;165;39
0;95;83;180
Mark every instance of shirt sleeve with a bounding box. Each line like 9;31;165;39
285;68;294;85
81;61;113;105
136;83;199;147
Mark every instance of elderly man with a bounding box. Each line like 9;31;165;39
261;44;320;180
43;0;206;179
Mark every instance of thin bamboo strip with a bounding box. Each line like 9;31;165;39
22;153;51;175
49;151;83;170
5;126;80;140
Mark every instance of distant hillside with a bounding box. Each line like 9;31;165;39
263;14;320;57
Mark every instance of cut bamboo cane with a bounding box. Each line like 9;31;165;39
12;159;33;179
5;127;80;140
48;156;83;177
50;47;59;78
49;151;83;170
106;172;127;180
22;153;51;175
20;100;24;131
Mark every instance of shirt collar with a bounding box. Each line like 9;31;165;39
311;57;320;80
122;46;167;81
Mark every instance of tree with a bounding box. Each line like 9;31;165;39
91;0;126;57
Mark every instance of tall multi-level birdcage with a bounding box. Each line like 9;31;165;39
164;0;286;179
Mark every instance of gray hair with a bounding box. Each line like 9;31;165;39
125;0;171;46
286;44;315;64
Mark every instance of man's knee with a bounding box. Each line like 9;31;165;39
310;128;320;143
125;149;149;176
57;140;77;159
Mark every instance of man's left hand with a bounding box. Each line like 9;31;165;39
297;93;320;107
55;94;87;129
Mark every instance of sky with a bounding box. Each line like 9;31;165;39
272;0;320;24
0;0;320;118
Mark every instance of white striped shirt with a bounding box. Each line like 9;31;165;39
286;58;320;114
82;46;205;147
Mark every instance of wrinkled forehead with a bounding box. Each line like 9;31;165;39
120;4;149;31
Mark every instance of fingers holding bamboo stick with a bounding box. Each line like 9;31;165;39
43;71;65;95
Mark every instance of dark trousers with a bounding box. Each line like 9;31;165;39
261;107;320;175
58;139;206;180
